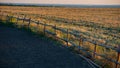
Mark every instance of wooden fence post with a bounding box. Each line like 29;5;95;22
6;15;9;23
37;20;39;32
43;22;46;35
37;20;39;27
10;16;13;22
66;29;69;47
23;15;26;23
16;16;19;25
116;45;120;68
54;25;57;39
93;42;97;59
10;16;12;22
39;21;42;32
79;35;83;51
28;18;31;28
37;20;39;28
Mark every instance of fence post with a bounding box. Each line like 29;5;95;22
79;35;83;51
116;45;120;68
54;25;57;39
6;15;9;23
16;16;19;25
43;22;46;35
23;15;26;23
66;29;69;47
93;42;97;59
37;20;39;32
37;20;39;27
10;16;13;22
37;20;39;26
10;16;12;22
28;18;31;28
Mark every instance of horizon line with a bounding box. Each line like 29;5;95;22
0;2;120;5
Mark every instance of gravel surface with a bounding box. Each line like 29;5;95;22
0;23;90;68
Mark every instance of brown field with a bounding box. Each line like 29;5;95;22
0;6;120;27
1;6;119;45
0;6;120;68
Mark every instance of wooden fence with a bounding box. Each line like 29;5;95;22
0;13;120;68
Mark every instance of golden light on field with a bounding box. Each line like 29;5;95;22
0;6;120;27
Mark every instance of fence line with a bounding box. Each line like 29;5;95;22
0;13;120;68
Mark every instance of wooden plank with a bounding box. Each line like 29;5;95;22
55;27;67;33
18;18;24;20
24;18;30;21
56;37;68;42
45;30;56;35
45;24;54;27
68;31;117;51
95;53;120;65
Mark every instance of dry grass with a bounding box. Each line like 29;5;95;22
0;6;120;27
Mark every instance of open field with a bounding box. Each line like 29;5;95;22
0;6;120;68
1;6;119;46
0;6;120;27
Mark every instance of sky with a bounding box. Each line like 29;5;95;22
0;0;120;5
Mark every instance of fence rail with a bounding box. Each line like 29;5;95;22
0;12;120;68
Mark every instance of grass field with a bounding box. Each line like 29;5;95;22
0;6;120;68
0;6;120;27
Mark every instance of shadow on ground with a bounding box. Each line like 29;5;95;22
0;23;90;68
